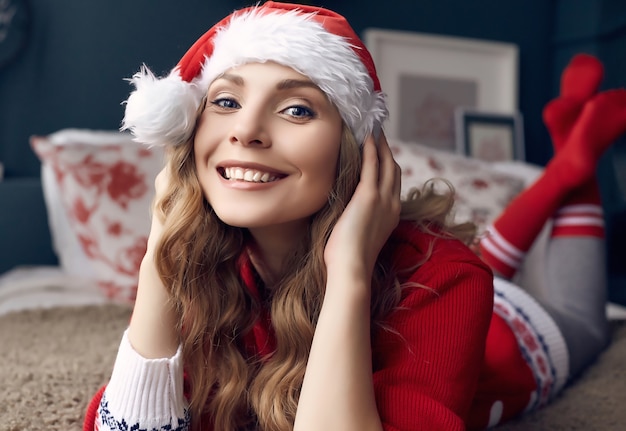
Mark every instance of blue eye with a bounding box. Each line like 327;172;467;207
283;106;314;118
211;98;240;109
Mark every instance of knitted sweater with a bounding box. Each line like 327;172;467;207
90;222;568;431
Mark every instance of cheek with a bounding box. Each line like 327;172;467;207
193;118;220;169
319;147;340;186
318;130;342;182
193;117;209;157
192;128;217;200
300;133;341;194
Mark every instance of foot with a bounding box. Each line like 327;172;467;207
560;54;604;103
542;97;583;151
552;89;626;188
543;54;604;152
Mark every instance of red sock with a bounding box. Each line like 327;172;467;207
542;54;603;151
481;90;626;277
560;54;604;103
551;200;605;238
551;89;626;190
542;54;605;214
554;89;626;234
479;167;569;278
479;57;621;278
542;98;582;151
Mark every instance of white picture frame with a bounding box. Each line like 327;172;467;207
455;107;525;162
364;29;518;153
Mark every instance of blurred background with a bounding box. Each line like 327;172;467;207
1;0;625;302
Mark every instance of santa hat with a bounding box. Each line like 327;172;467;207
121;1;388;147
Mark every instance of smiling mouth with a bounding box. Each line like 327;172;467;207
219;167;284;183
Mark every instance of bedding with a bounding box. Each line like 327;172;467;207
30;129;165;302
0;266;106;316
390;139;530;233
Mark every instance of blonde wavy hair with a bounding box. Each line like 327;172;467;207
154;116;475;431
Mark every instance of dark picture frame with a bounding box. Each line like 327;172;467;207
455;108;525;162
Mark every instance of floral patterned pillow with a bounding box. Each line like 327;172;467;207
390;139;526;233
31;130;164;302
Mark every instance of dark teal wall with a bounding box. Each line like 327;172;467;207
0;0;250;179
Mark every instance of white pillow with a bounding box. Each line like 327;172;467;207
32;129;165;303
390;139;526;232
41;162;95;279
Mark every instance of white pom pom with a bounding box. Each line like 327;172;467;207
121;66;201;147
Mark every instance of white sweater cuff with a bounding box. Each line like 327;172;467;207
104;329;187;428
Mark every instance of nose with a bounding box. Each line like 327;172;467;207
229;105;271;148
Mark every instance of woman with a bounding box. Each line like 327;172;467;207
86;3;626;430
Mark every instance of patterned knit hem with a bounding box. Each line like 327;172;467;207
493;277;569;412
97;392;190;431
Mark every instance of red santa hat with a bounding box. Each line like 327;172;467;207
121;1;387;147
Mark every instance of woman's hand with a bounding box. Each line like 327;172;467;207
324;131;402;280
144;166;170;256
296;132;397;431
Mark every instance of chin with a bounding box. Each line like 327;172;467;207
211;205;314;232
212;208;278;229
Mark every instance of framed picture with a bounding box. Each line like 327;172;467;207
364;29;518;152
455;108;525;162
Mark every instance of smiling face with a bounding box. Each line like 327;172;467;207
193;62;343;236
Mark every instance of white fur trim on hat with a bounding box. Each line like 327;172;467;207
122;66;203;147
121;6;387;147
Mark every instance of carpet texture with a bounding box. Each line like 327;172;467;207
1;304;625;431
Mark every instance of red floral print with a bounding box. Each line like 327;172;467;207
116;236;148;277
73;198;93;224
107;161;147;209
107;222;123;236
73;155;109;189
77;233;100;259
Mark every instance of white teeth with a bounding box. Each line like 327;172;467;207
223;167;278;183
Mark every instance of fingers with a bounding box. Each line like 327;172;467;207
359;130;402;218
154;166;170;193
360;132;379;187
376;132;401;201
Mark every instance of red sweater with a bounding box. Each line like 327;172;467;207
87;222;568;430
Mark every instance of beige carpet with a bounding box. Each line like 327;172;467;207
1;304;625;431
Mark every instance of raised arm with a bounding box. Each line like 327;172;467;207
128;167;180;358
94;167;189;431
294;132;401;431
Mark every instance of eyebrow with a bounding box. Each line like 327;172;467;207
215;74;321;92
276;78;321;92
216;73;244;86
